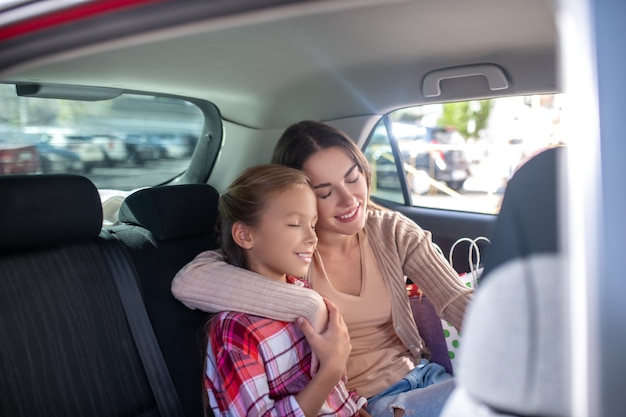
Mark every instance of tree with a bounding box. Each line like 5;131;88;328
437;100;492;140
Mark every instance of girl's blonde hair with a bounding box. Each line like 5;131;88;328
218;164;311;269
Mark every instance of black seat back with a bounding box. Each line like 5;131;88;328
110;183;220;417
0;175;161;417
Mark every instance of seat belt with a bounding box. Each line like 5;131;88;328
101;240;186;417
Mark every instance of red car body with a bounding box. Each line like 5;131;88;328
0;142;41;174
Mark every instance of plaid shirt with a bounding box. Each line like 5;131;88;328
205;276;366;417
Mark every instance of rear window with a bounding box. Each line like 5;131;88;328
0;84;204;191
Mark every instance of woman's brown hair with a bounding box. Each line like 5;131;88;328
271;120;385;210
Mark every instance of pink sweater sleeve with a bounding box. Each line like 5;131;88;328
365;210;473;333
171;250;327;326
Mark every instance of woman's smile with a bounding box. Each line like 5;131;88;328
335;203;361;222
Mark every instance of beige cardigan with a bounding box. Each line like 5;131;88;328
172;209;473;360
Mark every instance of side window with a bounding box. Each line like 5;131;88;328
363;122;405;204
363;94;564;214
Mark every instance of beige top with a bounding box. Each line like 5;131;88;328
311;231;415;397
172;209;473;396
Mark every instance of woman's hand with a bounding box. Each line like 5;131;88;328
296;297;351;381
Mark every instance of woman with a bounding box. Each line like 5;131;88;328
173;121;473;417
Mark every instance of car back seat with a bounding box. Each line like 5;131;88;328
107;183;220;417
108;182;457;412
111;182;459;397
0;174;181;417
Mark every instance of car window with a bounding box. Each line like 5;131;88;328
363;94;565;214
0;84;204;191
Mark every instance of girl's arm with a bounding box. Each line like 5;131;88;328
172;249;328;330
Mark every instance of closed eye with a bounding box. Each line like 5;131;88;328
347;169;361;184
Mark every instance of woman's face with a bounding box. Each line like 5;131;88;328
302;147;368;237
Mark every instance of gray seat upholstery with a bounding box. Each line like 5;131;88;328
441;147;569;417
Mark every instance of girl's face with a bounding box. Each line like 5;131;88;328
302;147;368;237
244;184;318;282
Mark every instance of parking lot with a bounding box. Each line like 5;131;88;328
87;158;190;190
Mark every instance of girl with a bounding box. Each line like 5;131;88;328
176;122;473;417
204;164;369;417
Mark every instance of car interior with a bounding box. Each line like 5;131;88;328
0;0;623;416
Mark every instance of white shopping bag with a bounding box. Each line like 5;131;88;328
441;237;489;370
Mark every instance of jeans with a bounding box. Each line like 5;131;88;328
366;358;454;417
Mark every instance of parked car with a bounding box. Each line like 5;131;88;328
0;1;622;417
124;133;163;164
35;141;85;173
0;137;41;174
0;131;85;174
411;126;470;192
91;134;129;167
148;133;194;159
24;128;106;173
367;122;470;194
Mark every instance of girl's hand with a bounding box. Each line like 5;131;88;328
296;297;351;381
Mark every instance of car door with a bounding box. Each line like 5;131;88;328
361;95;565;276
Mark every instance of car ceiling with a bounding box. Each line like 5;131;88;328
0;0;558;130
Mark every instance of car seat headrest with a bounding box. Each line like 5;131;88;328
454;254;568;415
0;174;103;251
118;183;219;241
481;146;560;280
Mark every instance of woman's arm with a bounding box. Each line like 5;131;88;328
367;210;472;332
172;249;327;328
394;217;473;331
